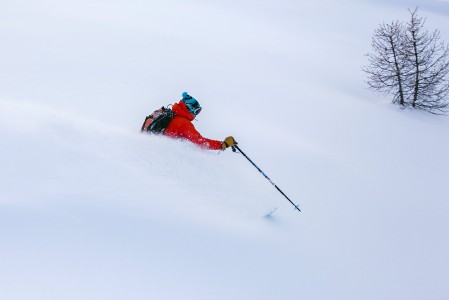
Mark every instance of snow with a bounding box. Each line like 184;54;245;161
1;0;449;299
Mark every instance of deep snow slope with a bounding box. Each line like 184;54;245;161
1;0;449;299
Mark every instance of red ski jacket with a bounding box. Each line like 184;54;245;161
164;101;223;150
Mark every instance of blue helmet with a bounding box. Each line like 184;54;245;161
182;92;202;115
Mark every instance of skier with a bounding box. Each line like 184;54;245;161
164;92;237;151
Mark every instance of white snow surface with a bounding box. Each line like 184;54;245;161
1;0;449;299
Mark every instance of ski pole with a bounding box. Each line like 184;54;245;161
232;145;301;212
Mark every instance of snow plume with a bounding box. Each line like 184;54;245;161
0;99;283;226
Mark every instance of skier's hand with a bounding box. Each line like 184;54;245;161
221;136;237;150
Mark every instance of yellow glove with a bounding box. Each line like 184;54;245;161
221;136;238;151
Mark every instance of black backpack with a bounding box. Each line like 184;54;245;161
141;106;175;134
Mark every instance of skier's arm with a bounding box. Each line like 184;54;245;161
181;123;223;150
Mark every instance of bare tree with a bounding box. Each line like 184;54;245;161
364;7;449;114
363;21;408;106
403;8;449;114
